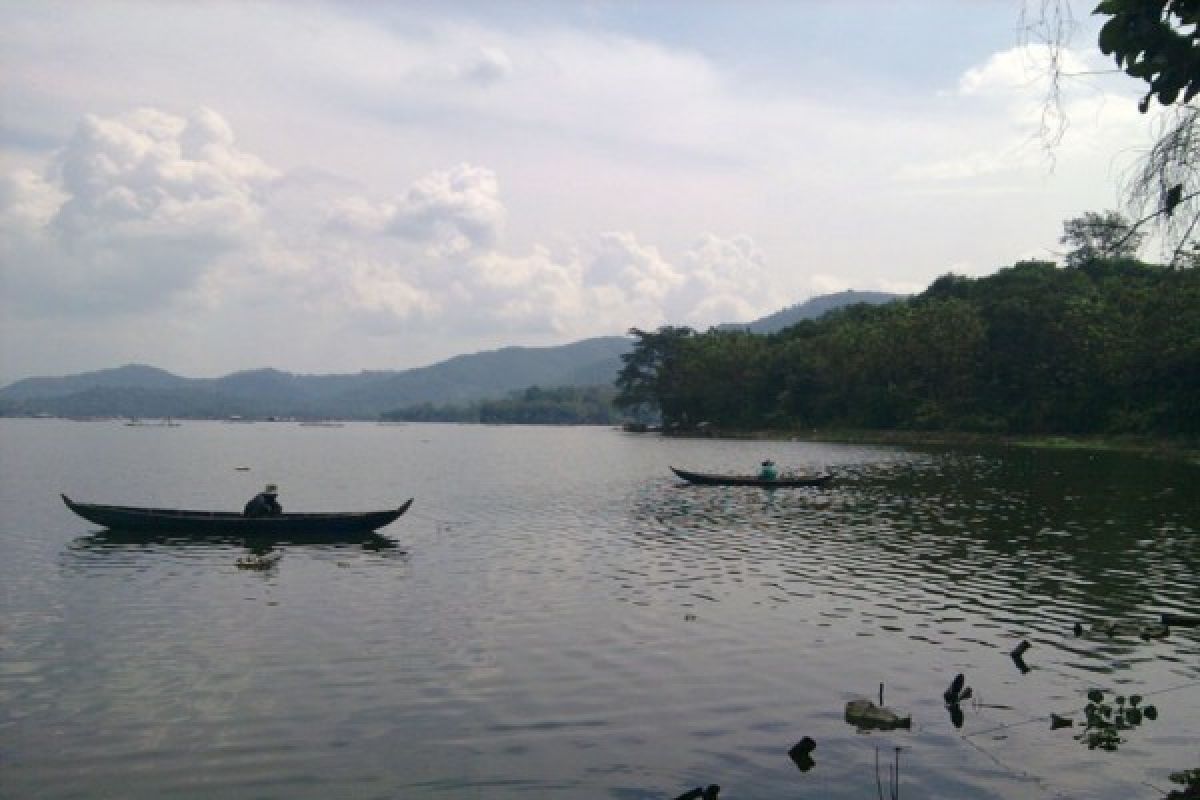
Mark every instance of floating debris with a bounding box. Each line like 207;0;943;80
1051;713;1074;730
236;552;282;570
1161;613;1200;627
944;673;971;704
1140;624;1170;640
673;785;720;800
943;673;972;728
845;698;911;731
788;737;816;772
1010;640;1032;673
1089;620;1171;640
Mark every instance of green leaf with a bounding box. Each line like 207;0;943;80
1098;19;1125;55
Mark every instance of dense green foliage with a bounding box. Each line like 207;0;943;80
1095;0;1200;111
381;385;622;425
616;259;1200;436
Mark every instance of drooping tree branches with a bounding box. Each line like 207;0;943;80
1018;0;1079;157
1022;1;1200;265
1125;106;1200;265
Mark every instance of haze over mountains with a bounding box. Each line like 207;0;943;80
1;291;898;419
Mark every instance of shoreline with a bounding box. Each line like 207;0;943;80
661;427;1200;465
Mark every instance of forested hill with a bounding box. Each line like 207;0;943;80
720;290;900;333
616;259;1200;436
0;337;632;419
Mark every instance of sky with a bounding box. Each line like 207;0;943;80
0;1;1162;384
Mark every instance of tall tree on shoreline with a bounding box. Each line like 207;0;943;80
1060;210;1145;266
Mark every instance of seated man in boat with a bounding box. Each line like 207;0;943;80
244;483;283;517
758;460;778;481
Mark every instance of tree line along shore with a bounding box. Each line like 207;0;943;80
614;256;1200;452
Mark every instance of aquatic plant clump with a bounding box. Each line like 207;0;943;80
1076;690;1157;751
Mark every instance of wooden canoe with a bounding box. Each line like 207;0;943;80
62;494;413;537
670;466;833;488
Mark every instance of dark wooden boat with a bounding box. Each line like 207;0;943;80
61;494;413;537
670;466;834;488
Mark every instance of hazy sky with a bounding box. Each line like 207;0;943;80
0;1;1160;383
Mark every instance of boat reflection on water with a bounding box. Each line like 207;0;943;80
68;527;403;553
64;528;407;575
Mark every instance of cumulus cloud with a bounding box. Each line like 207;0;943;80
52;107;274;242
0;168;63;231
329;163;504;256
672;234;773;325
584;232;681;300
956;45;1092;98
1;107;276;316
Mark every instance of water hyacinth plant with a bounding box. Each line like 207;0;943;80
1076;690;1157;751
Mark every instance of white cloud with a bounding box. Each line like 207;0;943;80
672;233;774;326
328;163;504;257
53;107;274;241
1;108;277;318
584;232;681;299
0;168;63;230
956;45;1090;98
386;163;505;254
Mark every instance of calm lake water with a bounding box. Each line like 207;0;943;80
1;419;1197;800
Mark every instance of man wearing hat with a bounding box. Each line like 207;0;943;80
244;483;283;517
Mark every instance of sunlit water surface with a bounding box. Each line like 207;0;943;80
1;419;1197;799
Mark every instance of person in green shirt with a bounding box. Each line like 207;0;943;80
758;460;777;481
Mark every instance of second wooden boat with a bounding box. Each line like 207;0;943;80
670;466;834;488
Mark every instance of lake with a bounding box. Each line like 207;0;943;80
1;419;1197;799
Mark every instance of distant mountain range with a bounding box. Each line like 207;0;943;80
1;290;899;419
722;290;901;333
